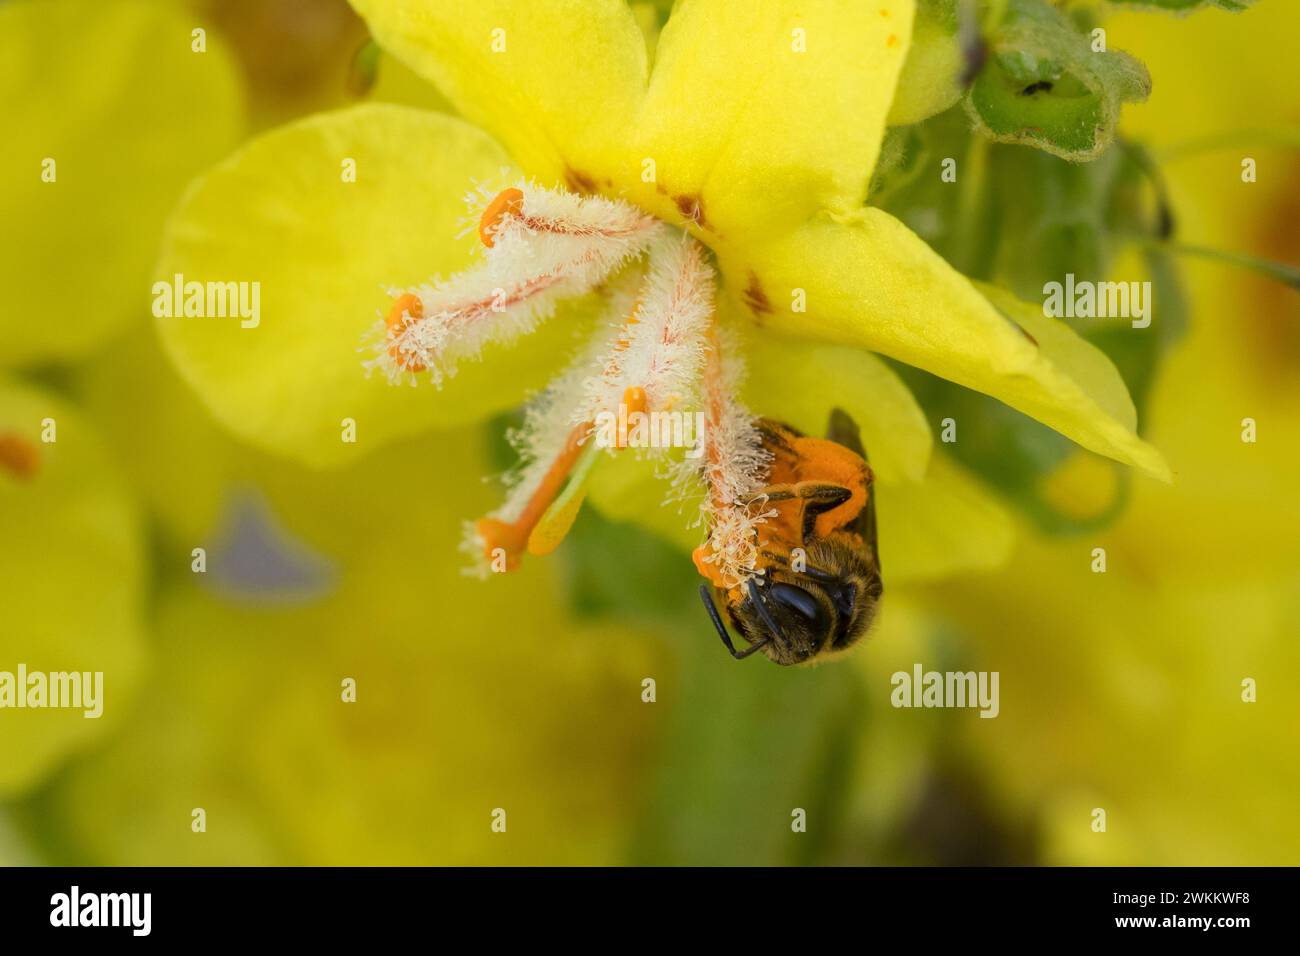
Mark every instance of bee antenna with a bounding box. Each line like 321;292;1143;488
699;584;769;660
746;577;786;644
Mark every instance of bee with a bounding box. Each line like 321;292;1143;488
697;408;882;666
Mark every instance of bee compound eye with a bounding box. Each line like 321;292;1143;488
768;583;824;624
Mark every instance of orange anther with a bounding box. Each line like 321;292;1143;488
616;385;648;449
478;187;525;248
385;293;423;331
476;517;527;572
385;293;426;372
475;422;590;571
622;386;648;417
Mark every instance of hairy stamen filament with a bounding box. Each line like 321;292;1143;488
689;324;772;589
373;183;772;581
367;182;663;385
475;420;592;570
584;235;714;423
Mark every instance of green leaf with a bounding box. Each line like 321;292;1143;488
870;124;1186;534
988;141;1188;414
966;0;1150;161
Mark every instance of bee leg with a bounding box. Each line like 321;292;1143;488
740;483;798;506
742;481;854;547
699;585;770;660
791;482;853;541
827;407;879;571
743;482;850;509
745;577;786;643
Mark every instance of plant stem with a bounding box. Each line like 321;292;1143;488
1131;237;1300;291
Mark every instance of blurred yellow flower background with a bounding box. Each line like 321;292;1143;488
1;0;1296;865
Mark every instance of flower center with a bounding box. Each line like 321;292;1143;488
364;181;772;586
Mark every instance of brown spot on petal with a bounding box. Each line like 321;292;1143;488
564;166;598;195
0;432;40;480
1010;320;1039;347
742;272;774;317
995;306;1038;347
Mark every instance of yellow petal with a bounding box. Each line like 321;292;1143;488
585;447;1011;586
74;327;234;545
627;0;913;239
155;104;595;468
886;1;964;126
0;0;242;367
366;50;455;113
585;451;703;556
735;210;1172;481
740;325;932;484
874;453;1015;585
44;504;658;864
0;379;146;796
348;0;647;188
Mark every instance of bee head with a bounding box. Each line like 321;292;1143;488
719;560;880;666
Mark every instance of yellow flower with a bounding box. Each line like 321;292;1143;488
0;379;147;797
34;423;659;866
0;0;662;865
0;0;242;367
0;0;245;797
153;1;1167;648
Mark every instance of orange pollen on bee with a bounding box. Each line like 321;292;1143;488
478;187;525;248
0;432;40;480
476;421;591;570
385;293;425;372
